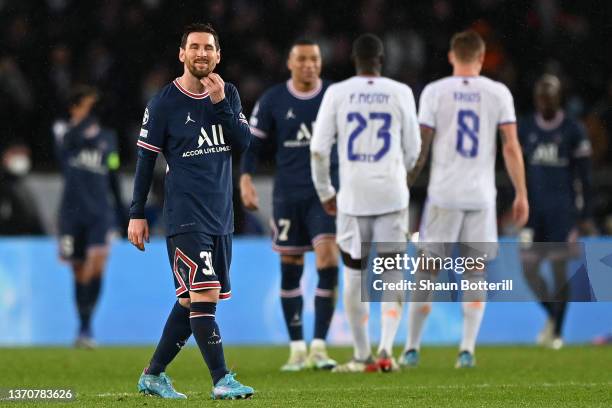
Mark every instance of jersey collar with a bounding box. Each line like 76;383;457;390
286;79;322;100
173;78;210;100
535;110;564;131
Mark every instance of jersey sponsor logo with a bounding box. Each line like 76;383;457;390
182;125;231;157
139;128;148;138
531;142;567;166
286;108;296;119
185;112;195;125
283;122;314;148
142;108;149;125
68;149;107;174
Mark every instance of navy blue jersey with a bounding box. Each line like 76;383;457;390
519;112;592;215
53;116;119;219
241;79;338;201
130;79;251;236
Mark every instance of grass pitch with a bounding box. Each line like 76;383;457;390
1;345;611;407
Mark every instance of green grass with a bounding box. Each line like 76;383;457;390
1;345;611;407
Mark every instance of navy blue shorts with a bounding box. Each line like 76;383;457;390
166;232;232;300
58;215;110;261
271;195;336;255
528;207;574;242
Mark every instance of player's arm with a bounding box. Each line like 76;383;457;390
571;124;597;235
408;85;436;186
128;99;165;251
107;134;128;235
310;88;337;215
407;126;434;186
239;98;272;211
400;86;422;175
239;140;260;210
202;74;252;153
500;123;529;227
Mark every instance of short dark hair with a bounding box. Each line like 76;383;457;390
180;22;220;50
352;33;384;60
68;85;98;107
450;30;485;62
292;37;317;47
288;37;318;56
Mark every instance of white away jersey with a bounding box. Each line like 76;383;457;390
419;76;516;209
311;76;421;216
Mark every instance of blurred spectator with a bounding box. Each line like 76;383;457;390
0;0;610;233
0;142;44;235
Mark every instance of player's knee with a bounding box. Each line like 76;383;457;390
189;289;219;303
280;254;304;265
178;297;191;308
340;250;363;270
86;247;109;274
281;262;303;290
419;303;432;314
314;241;339;269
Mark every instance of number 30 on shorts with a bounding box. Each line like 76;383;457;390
199;251;215;276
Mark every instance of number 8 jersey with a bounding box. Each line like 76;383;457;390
418;76;516;210
311;76;421;216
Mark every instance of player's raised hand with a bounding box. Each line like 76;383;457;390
127;218;149;251
201;73;225;104
239;174;259;210
512;194;529;228
321;196;337;216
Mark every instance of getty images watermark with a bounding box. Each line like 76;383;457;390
371;252;513;292
360;241;611;302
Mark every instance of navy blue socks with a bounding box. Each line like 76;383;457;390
147;301;191;376
280;263;304;341
190;302;228;385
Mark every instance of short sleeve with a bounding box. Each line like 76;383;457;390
136;96;166;154
497;84;516;125
249;92;273;139
417;85;436;130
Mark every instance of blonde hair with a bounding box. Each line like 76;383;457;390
450;30;485;63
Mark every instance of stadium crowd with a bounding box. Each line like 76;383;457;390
1;0;611;233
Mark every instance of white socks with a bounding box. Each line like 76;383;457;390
310;338;326;351
378;301;403;355
460;301;486;354
343;266;371;361
406;301;431;351
289;340;307;355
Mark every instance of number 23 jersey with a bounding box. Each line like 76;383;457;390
418;76;516;210
311;76;421;216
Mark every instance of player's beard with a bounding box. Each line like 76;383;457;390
187;58;215;79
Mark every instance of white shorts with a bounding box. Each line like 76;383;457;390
337;208;408;260
419;202;498;259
